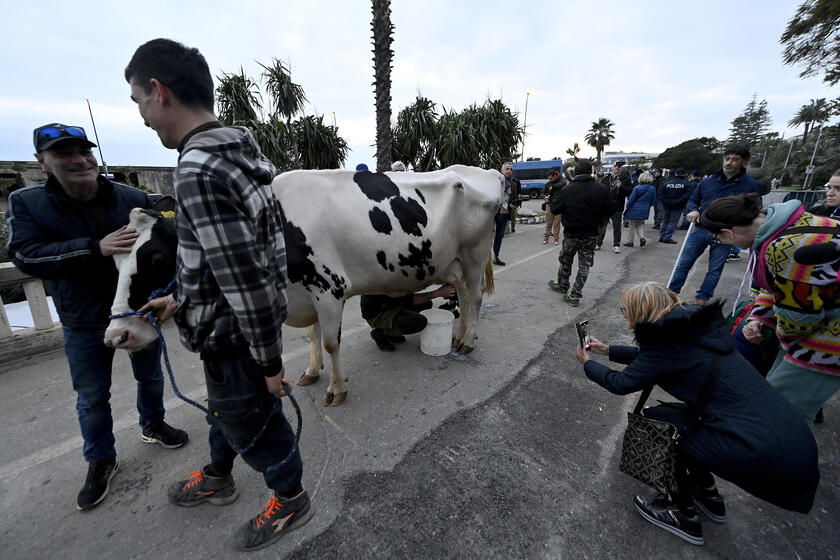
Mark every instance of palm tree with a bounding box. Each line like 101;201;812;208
215;68;262;125
259;59;307;169
293;115;349;169
788;98;830;143
435;99;523;169
392;95;439;171
215;63;348;170
372;0;394;172
584;118;615;166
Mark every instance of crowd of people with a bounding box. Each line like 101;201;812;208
4;35;838;553
548;159;837;545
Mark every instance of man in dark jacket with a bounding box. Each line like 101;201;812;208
7;123;188;511
667;145;761;304
493;162;521;265
598;161;633;252
547;160;614;306
658;167;694;243
361;285;456;351
126;38;311;551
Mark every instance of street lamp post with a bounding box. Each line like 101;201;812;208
84;97;109;177
331;109;337;128
521;90;531;162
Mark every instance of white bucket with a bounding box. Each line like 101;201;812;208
420;308;455;356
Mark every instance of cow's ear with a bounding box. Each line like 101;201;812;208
152;196;177;214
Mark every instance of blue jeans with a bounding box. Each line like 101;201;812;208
659;206;682;241
64;327;165;462
493;213;510;258
666;227;732;301
203;354;303;495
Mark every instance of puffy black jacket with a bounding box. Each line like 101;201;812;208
584;303;819;514
552;175;613;238
6;175;159;330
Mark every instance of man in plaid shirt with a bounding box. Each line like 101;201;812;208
126;38;312;552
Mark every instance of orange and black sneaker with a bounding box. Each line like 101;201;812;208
232;490;314;551
167;466;239;507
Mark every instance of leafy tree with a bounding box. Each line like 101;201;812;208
781;0;840;86
565;143;581;161
727;95;772;146
389;96;522;170
652;139;720;175
371;0;394;172
436;100;522;169
391;96;439;171
584;118;615;165
293;115;349;169
788;98;831;143
259;59;307;123
214;62;348;170
216;68;262;125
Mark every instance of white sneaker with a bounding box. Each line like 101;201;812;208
613;246;621;253
554;240;559;246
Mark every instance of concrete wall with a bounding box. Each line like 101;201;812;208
0;161;175;209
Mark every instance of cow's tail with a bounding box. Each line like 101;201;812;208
484;252;495;295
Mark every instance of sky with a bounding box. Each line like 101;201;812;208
1;0;835;170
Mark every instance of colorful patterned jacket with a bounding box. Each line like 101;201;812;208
749;200;840;376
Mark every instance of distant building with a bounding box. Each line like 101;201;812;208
599;152;659;173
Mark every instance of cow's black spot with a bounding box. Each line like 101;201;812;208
279;207;332;294
369;207;392;235
322;265;347;299
389;264;394;272
376;250;388;271
397;239;434;281
390;196;427;237
414;189;426;204
354;171;399;202
128;217;177;311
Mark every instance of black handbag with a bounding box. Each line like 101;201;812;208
618;356;720;493
619;387;681;492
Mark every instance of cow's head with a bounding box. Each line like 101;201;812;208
104;196;177;351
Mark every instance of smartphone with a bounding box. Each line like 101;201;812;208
575;320;591;350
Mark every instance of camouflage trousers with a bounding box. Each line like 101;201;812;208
556;236;598;298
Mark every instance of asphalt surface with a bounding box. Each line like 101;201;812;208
1;200;838;559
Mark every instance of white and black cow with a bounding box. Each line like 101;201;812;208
105;165;503;406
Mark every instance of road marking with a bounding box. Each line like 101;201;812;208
493;246;557;275
0;325;370;480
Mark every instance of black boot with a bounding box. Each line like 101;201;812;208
370;329;395;351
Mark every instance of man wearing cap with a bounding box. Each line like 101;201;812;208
6;123;188;511
658;167;694;244
666;144;761;304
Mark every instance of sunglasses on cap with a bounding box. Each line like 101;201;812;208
33;123;95;152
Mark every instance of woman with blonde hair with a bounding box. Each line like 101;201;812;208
576;281;818;546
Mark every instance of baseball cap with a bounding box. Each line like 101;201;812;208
33;123;97;153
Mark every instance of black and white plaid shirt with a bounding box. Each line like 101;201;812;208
172;125;287;375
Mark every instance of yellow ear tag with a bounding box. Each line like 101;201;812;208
160;211;176;219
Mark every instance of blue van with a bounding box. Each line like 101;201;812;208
512;159;565;199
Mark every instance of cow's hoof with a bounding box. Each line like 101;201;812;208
322;391;347;407
454;340;474;354
297;373;320;386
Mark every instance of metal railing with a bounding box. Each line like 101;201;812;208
763;188;827;210
0;262;62;364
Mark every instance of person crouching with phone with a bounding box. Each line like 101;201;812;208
575;281;818;546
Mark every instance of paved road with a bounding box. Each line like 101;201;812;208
1;203;837;559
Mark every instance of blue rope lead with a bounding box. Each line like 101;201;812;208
110;308;302;473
